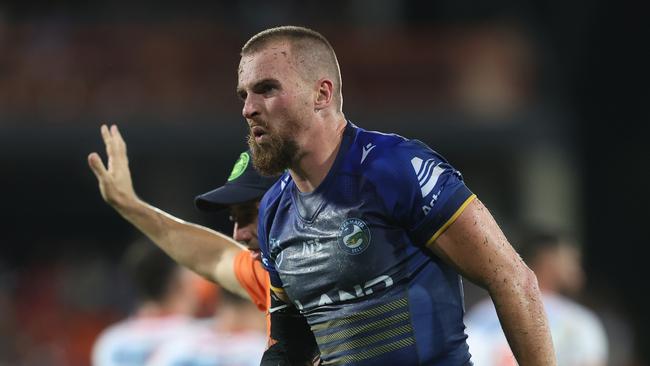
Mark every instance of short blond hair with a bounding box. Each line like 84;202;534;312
242;26;342;109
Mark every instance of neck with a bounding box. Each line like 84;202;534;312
290;115;347;192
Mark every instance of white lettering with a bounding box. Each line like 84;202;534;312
364;275;393;295
301;239;323;255
354;285;364;297
338;290;356;301
421;190;441;215
299;274;395;309
318;294;333;306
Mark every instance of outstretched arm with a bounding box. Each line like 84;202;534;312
430;198;556;365
88;124;249;299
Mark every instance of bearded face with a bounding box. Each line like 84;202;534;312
238;42;313;176
247;120;300;177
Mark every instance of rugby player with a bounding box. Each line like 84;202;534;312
238;26;557;365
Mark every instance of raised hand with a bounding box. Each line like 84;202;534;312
88;124;137;210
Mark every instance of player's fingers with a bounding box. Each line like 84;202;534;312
87;152;108;180
111;124;128;154
108;125;129;170
100;124;111;145
101;124;116;159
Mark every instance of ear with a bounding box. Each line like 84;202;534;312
314;78;334;111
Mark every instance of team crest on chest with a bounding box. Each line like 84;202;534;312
338;218;371;255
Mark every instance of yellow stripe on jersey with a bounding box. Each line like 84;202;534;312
311;298;408;332
319;324;413;355
315;312;411;345
313;297;414;363
426;194;476;247
327;338;416;365
270;284;285;294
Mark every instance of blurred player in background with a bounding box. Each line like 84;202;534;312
92;240;202;366
465;228;608;365
146;289;267;366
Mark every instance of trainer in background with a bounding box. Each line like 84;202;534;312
465;229;608;366
88;134;275;313
92;241;202;366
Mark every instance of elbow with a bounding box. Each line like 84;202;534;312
511;262;543;301
521;265;541;295
487;261;541;299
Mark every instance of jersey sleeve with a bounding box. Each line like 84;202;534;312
233;250;270;312
369;139;475;247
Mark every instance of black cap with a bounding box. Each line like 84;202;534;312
194;151;278;211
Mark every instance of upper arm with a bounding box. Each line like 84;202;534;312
216;248;273;310
428;198;531;290
435;199;556;365
231;249;272;311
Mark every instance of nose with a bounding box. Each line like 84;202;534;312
233;222;252;243
242;95;259;119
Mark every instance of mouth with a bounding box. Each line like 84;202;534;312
251;126;268;143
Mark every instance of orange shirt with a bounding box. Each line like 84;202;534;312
233;250;271;334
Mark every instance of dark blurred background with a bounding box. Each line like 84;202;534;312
0;0;647;365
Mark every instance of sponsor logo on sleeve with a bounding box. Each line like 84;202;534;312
411;156;446;214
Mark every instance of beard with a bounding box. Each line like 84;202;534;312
247;127;299;177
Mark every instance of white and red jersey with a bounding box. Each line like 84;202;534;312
92;315;195;366
465;293;609;365
146;320;266;366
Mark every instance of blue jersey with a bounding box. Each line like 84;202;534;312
259;122;476;365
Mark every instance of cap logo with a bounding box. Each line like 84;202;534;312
228;152;250;181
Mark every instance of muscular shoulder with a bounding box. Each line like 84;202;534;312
348;128;444;183
346;125;472;243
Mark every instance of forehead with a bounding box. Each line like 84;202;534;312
238;42;298;86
